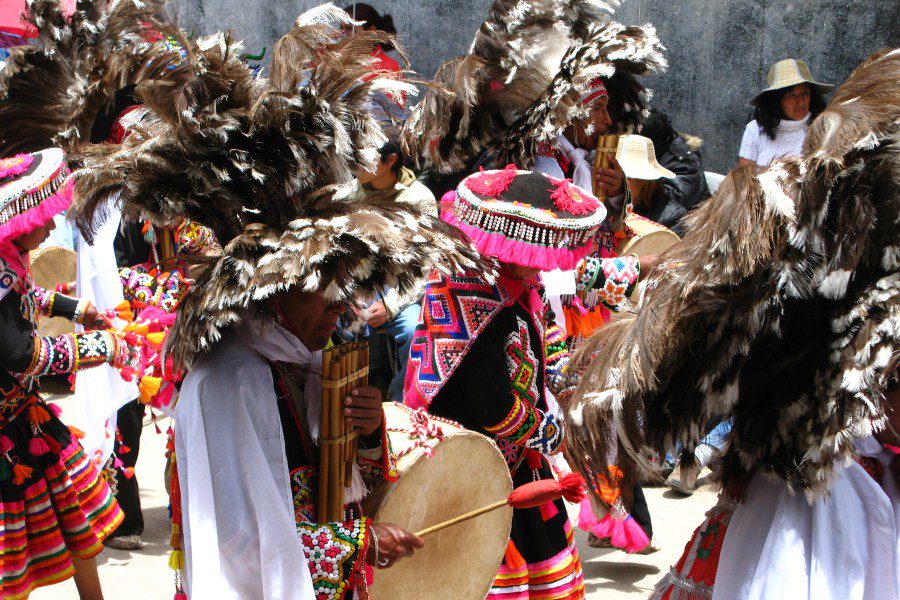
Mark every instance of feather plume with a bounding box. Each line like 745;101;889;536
69;6;484;368
0;0;187;157
565;48;899;505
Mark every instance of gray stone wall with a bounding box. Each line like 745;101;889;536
173;0;898;173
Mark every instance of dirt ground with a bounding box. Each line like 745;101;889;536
32;410;717;600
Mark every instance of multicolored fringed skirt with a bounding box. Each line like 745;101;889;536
488;459;585;600
0;401;123;599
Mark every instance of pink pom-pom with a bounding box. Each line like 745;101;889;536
466;164;519;197
29;436;51;456
550;180;600;216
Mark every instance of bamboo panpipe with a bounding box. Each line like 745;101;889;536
318;342;369;523
317;349;332;519
592;134;620;199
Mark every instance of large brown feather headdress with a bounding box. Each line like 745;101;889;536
0;0;186;156
69;5;483;368
402;0;666;176
565;48;899;503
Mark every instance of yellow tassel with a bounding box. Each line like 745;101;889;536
146;332;166;347
139;376;163;404
124;323;150;335
168;549;184;571
170;525;181;549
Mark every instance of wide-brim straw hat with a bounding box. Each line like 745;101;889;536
750;59;833;106
615;135;676;181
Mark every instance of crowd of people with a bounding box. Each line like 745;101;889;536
0;1;896;600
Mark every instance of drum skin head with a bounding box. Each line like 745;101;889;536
29;246;77;337
370;405;513;600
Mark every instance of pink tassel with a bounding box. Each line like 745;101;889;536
47;402;63;417
43;434;62;455
29;436;51;456
153;383;176;408
577;497;600;532
0;435;14;453
174;593;187;600
539;500;559;521
621;516;650;553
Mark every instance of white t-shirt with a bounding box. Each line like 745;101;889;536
738;114;810;166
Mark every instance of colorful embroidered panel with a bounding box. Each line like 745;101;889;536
297;518;369;600
405;270;509;408
525;412;565;455
23;331;117;377
119;265;189;312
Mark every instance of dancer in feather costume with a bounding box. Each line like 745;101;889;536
565;48;900;600
69;6;483;598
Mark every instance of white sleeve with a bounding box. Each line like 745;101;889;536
739;121;760;161
533;154;567;180
176;350;315;600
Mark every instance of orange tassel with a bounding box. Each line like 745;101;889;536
123;467;135;479
28;404;51;425
504;539;526;570
139;376;163;404
68;426;86;439
114;301;134;322
12;463;33;485
146;332;166;347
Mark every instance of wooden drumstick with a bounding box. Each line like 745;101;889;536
415;500;509;537
414;473;586;538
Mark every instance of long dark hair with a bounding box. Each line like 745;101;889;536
752;84;827;140
343;3;396;51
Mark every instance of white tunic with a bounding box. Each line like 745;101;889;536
713;438;900;600
175;321;318;600
738;115;810;166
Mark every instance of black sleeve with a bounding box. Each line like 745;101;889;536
114;220;152;268
0;292;37;374
436;309;520;431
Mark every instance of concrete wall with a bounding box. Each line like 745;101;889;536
173;0;898;173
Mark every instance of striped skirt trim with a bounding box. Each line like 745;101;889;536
0;438;123;599
488;522;585;600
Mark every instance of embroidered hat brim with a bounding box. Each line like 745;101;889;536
448;168;606;271
0;148;72;243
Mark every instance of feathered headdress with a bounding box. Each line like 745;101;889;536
69;5;483;368
402;0;666;175
0;0;187;157
563;48;900;504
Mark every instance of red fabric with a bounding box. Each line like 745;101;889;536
0;0;74;38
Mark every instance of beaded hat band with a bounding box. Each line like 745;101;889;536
0;148;73;243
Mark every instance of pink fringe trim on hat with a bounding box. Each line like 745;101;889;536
442;209;595;271
0;176;74;243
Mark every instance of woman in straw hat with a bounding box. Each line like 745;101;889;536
738;58;833;167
